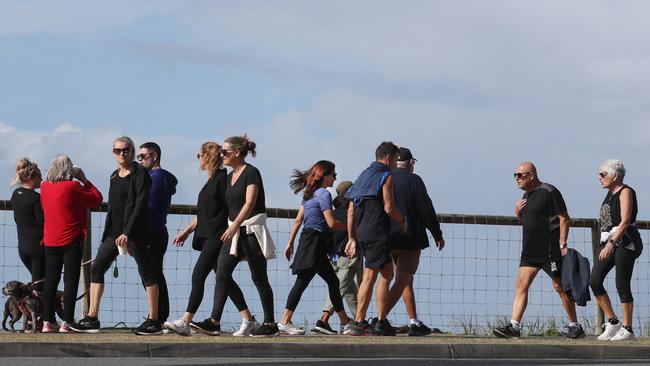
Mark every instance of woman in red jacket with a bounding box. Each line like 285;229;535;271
40;155;102;333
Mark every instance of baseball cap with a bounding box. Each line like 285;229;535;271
398;147;417;162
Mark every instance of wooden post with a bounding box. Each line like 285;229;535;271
591;225;604;334
82;210;92;316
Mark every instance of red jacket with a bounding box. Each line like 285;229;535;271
41;180;103;247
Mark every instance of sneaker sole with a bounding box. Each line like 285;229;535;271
135;330;164;336
314;326;337;335
492;329;518;338
69;328;100;334
189;324;220;336
250;331;280;338
164;327;191;336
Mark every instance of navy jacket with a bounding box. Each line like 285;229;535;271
561;248;591;307
345;161;391;206
390;168;443;249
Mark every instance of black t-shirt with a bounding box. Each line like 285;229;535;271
108;174;129;237
11;188;44;251
355;193;390;242
332;203;349;255
195;169;228;238
520;183;567;262
225;164;266;221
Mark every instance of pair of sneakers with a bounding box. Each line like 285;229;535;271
348;318;395;336
42;321;70;333
70;316;163;335
598;321;634;341
494;323;586;339
164;317;267;337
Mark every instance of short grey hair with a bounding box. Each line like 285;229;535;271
46;154;75;183
599;159;626;181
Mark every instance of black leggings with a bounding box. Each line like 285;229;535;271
186;237;249;319
285;253;343;312
148;229;169;322
590;245;637;303
18;246;46;292
42;239;82;323
91;236;157;286
213;230;275;323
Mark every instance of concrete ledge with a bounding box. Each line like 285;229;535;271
2;341;650;359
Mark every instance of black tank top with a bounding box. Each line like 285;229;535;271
600;185;641;250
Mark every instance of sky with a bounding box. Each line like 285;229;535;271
1;0;650;219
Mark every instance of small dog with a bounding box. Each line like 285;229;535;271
2;281;69;332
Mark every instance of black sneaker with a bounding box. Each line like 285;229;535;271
312;320;337;335
189;318;221;336
565;324;586;339
250;322;280;337
134;318;163;336
395;325;410;334
376;319;396;336
408;322;432;336
493;324;520;338
69;316;101;334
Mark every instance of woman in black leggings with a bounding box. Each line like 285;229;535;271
590;159;642;341
10;158;45;294
213;134;279;337
164;142;257;336
279;160;353;335
70;136;161;335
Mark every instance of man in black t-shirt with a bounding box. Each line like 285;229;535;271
493;161;585;339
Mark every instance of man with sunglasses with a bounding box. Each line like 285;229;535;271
493;161;585;339
385;147;444;336
138;142;178;325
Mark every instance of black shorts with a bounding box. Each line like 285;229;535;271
358;240;392;269
519;257;562;279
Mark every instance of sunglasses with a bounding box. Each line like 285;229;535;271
113;147;131;155
330;172;337;179
136;153;153;161
196;153;202;159
221;149;234;157
513;172;531;179
599;172;608;178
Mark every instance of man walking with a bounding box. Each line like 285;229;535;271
138;142;177;324
345;141;407;336
493;161;585;339
386;147;445;336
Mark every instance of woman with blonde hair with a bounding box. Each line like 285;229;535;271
40;155;102;332
10;158;45;295
164;142;257;336
71;136;161;335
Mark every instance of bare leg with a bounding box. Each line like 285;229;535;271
551;277;577;323
621;302;633;327
511;267;540;322
403;279;417;320
386;270;411;313
376;265;394;320
281;309;294;325
319;311;332;323
594;293;616;320
87;283;104;317
146;284;159;320
355;268;379;322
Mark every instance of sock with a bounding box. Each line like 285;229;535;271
569;322;578;327
624;325;633;333
409;318;420;325
609;317;619;325
510;320;521;331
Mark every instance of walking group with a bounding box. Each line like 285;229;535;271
9;136;641;340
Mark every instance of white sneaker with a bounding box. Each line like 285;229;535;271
597;321;622;340
341;322;354;335
233;318;260;337
163;318;191;336
610;327;634;341
278;321;306;335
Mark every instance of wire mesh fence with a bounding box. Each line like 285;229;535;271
2;201;650;335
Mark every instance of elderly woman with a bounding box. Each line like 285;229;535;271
70;136;161;335
10;158;45;294
40;155;102;333
590;159;643;341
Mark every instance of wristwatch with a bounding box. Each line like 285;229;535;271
560;243;568;249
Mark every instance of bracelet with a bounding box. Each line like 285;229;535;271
560;243;567;249
609;238;622;247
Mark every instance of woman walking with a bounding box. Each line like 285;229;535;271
279;161;353;335
164;142;258;336
212;134;279;337
590;159;643;341
70;136;161;335
10;158;45;294
40;155;102;332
